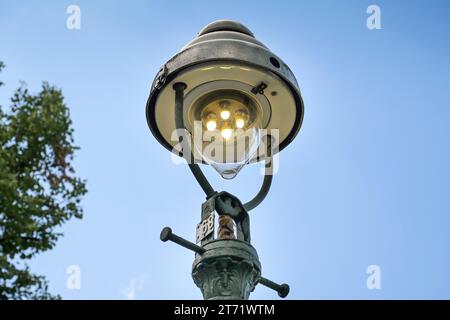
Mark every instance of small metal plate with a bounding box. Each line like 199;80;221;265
196;212;215;243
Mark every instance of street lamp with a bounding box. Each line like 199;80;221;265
146;20;304;300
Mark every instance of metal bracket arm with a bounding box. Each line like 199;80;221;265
160;227;205;255
258;276;290;298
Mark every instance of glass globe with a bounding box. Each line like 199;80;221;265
191;89;262;179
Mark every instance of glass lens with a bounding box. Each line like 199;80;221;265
191;89;262;179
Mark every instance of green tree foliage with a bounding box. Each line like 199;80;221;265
0;62;87;299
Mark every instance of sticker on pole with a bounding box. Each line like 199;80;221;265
196;213;215;243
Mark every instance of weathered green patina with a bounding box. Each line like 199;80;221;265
192;240;261;300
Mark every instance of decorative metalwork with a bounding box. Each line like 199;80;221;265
192;240;261;300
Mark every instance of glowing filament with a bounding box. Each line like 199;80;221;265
235;118;245;129
221;128;233;140
206;120;216;131
220;110;230;120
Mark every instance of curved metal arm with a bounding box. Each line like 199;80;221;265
173;82;273;208
243;136;273;211
174;83;216;199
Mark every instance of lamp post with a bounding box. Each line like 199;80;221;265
146;20;304;300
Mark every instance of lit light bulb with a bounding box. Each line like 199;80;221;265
193;91;262;179
221;128;233;140
235;118;245;129
220;110;230;120
206;120;216;131
203;112;217;131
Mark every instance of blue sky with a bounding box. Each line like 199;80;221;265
1;0;450;299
